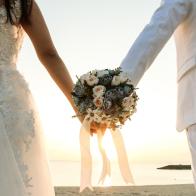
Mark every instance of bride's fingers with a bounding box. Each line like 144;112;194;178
78;116;84;124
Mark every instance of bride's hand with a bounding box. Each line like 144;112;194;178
22;2;76;116
72;106;84;124
78;115;84;124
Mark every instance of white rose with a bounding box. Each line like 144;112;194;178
126;80;133;85
111;75;121;86
86;75;99;86
119;72;128;83
93;96;104;108
80;73;90;84
93;85;106;97
91;70;98;75
118;71;133;85
97;70;109;77
122;96;134;108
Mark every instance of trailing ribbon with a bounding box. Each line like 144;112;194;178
110;129;134;184
79;119;134;192
79;119;93;192
97;129;111;184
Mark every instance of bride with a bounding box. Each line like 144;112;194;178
0;0;78;195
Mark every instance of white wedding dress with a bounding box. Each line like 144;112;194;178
0;2;55;196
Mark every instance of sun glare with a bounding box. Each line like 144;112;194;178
102;175;112;187
102;130;117;161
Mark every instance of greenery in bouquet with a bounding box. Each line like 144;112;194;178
72;67;138;133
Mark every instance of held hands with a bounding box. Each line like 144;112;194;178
72;98;107;133
90;121;107;135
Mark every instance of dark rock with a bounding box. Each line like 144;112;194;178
157;165;191;170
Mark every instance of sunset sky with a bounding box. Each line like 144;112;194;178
18;0;191;164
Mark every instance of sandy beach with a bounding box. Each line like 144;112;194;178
55;184;195;196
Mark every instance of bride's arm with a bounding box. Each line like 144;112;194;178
120;0;192;86
22;1;79;119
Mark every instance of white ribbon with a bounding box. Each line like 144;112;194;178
79;120;93;192
97;130;111;184
79;120;134;192
110;129;134;184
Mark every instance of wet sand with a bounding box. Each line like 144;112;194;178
55;184;195;195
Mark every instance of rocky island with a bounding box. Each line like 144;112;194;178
157;165;191;170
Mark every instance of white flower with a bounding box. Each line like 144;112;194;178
126;80;133;85
93;96;104;108
91;70;98;75
119;111;131;124
101;113;111;122
111;75;121;86
97;70;109;77
86;109;102;123
86;74;99;86
93;115;102;123
120;111;131;118
80;73;90;84
119;72;128;83
131;107;137;114
122;96;134;108
93;85;106;97
118;71;133;85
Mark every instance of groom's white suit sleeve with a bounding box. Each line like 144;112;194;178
120;0;192;86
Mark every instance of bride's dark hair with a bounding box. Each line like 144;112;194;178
5;0;33;24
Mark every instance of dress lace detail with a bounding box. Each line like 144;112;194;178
0;6;7;23
0;2;55;196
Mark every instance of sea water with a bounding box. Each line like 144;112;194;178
49;160;193;186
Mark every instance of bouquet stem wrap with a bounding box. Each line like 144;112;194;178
79;118;134;192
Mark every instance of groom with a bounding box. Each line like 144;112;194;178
120;0;196;187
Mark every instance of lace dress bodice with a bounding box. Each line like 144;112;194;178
0;1;24;68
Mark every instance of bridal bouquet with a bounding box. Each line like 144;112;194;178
72;67;138;192
72;67;138;133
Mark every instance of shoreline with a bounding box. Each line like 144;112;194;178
55;184;195;196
